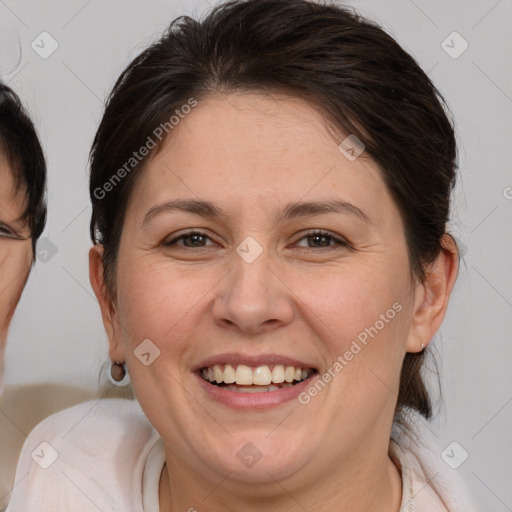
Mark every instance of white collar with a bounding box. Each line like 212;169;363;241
142;437;166;512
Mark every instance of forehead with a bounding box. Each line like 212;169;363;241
127;91;397;224
170;91;342;157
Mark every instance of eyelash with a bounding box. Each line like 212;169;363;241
0;223;20;240
164;229;349;250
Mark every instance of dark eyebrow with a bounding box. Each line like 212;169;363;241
142;198;370;227
278;199;370;224
143;199;228;226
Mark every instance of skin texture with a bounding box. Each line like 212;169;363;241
90;92;458;511
0;155;32;393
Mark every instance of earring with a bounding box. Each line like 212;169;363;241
421;343;426;351
108;361;130;386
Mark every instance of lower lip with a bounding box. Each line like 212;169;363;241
194;372;318;409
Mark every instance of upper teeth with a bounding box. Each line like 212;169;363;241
201;364;311;385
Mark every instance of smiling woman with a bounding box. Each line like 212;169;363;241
6;1;478;511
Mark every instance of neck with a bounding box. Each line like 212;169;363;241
159;440;402;512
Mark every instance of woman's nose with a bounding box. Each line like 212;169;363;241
211;243;294;335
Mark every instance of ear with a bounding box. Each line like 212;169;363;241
406;234;459;353
89;245;126;362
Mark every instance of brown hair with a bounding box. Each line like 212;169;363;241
0;82;47;255
89;0;458;423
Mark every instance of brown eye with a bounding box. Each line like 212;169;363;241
295;230;348;249
164;231;216;248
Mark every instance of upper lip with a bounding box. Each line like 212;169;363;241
192;353;318;372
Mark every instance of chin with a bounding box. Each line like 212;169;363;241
202;431;313;485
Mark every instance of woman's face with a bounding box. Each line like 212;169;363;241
0;155;32;392
95;92;439;486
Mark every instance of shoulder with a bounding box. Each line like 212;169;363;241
0;383;103;510
15;397;155;461
390;410;479;512
6;398;158;512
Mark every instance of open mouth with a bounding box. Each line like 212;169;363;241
199;364;318;393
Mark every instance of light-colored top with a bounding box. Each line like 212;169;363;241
5;398;478;511
0;383;132;510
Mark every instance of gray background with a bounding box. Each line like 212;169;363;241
1;0;511;509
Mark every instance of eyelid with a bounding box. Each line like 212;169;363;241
293;229;349;248
164;228;349;249
0;222;25;240
165;229;218;246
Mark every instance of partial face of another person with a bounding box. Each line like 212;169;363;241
0;154;32;393
92;92;454;489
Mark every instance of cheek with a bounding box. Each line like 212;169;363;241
115;257;216;353
292;262;411;417
116;253;411;356
298;268;410;413
0;246;31;330
295;263;408;351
